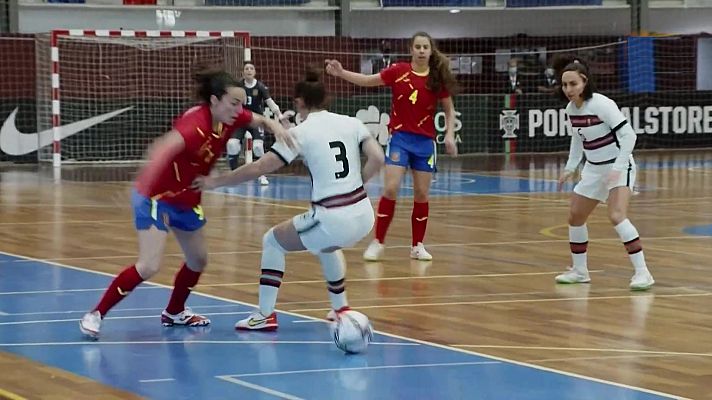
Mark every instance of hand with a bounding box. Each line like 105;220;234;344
325;59;344;77
273;124;296;149
558;171;575;192
606;169;622;186
191;175;217;191
444;134;458;156
277;113;291;129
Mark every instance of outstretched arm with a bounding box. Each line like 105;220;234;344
250;113;295;148
196;152;286;190
361;136;385;183
325;59;384;87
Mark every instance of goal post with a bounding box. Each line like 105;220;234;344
38;29;250;166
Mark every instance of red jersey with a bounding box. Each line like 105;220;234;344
135;104;253;209
380;62;449;139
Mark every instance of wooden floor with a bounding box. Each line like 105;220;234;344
1;150;711;399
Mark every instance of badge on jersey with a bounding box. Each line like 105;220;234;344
253;89;259;96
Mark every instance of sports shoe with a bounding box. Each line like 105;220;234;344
235;311;278;331
326;306;352;322
410;242;432;261
363;239;385;261
161;307;211;327
259;175;269;185
630;270;655;291
79;310;102;339
555;268;591;284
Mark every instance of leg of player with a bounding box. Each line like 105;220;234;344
162;227;211;327
235;220;306;331
555;193;599;284
607;187;654;290
79;226;168;338
363;164;407;261
319;249;352;321
411;169;434;261
227;137;241;171
253;127;269;185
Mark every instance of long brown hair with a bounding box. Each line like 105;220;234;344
410;32;457;95
552;54;595;102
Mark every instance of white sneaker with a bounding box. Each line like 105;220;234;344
259;175;269;185
555;268;591;284
363;239;385;261
79;310;102;339
235;311;278;331
410;242;432;261
161;307;211;327
630;270;655;291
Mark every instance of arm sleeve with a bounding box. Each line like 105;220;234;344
269;128;300;164
355;118;372;143
259;82;272;100
612;122;636;171
379;63;402;87
564;120;584;173
173;114;202;153
598;96;636;171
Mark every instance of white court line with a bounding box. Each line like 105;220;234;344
289;292;712;313
0;304;242;317
0;340;417;348
198;270;601;288
0;287;162;296
226;361;501;378
216;376;304;400
139;378;176;383
0;249;685;400
452;345;712;358
0;311;249;326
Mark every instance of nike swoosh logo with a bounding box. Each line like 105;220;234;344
247;318;266;327
0;106;133;155
117;287;130;296
376;213;389;218
415;217;428;221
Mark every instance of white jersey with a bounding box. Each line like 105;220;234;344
564;93;636;172
271;110;372;203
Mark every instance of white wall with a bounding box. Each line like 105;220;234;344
649;7;712;35
350;7;632;38
17;3;712;37
18;4;337;35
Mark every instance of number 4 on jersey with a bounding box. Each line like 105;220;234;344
409;90;418;104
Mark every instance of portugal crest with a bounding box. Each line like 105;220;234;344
500;109;519;139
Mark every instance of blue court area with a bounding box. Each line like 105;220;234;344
0;252;675;399
213;172;570;201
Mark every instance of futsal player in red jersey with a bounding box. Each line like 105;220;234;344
326;31;458;261
79;68;292;339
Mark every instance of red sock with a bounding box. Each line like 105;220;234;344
165;263;201;315
411;201;429;246
374;196;396;244
94;265;143;317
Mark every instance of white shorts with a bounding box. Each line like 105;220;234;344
292;198;375;254
574;161;636;202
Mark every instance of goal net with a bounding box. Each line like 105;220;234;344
248;35;706;156
35;30;249;165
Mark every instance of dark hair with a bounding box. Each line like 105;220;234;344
294;66;327;109
193;66;239;103
552;54;595;102
410;31;457;95
243;61;255;68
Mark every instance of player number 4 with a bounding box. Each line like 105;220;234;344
409;90;418;104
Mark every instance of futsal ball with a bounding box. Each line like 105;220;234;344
331;310;373;354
